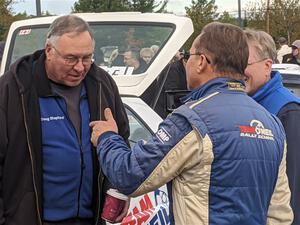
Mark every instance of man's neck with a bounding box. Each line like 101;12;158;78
44;61;56;83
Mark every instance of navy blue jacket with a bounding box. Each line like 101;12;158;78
39;84;94;221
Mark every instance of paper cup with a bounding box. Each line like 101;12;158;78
101;189;128;223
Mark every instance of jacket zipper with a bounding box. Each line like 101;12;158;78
77;143;84;216
56;96;85;217
21;94;43;225
76;96;84;216
95;82;103;225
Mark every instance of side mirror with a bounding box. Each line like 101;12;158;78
165;90;190;112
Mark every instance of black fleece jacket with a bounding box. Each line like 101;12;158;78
0;50;129;225
278;103;300;225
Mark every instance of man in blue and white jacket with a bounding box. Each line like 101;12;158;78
245;29;300;225
91;22;293;225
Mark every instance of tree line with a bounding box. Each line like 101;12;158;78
1;0;300;48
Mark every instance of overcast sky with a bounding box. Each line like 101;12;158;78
12;0;250;16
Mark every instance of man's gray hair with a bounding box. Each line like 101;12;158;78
244;29;277;62
126;49;140;61
46;14;94;47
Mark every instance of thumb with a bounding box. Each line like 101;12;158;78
104;108;114;121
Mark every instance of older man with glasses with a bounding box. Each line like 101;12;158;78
244;29;300;225
0;15;130;225
89;22;293;225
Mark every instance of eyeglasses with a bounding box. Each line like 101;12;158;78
182;51;211;64
52;46;94;66
247;58;267;66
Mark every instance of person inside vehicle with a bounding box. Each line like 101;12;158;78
109;46;127;67
150;44;159;55
123;48;147;74
140;47;154;64
244;28;300;225
90;22;293;225
0;14;130;225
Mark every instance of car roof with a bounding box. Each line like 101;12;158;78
1;12;194;97
272;64;300;75
272;64;300;85
272;63;300;71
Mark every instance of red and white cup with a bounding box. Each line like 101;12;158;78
101;188;128;223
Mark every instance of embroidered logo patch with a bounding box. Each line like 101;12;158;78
156;127;171;143
239;119;274;141
41;116;65;122
227;82;245;91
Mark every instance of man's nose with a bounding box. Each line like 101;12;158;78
73;59;85;72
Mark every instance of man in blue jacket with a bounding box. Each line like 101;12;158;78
0;15;130;225
90;22;293;225
244;29;300;225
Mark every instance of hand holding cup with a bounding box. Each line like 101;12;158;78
101;189;129;223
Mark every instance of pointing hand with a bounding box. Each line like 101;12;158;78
89;108;118;147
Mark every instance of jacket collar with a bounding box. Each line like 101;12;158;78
33;51;53;97
182;77;245;103
252;71;282;103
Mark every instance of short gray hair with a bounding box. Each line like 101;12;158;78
244;29;277;62
140;48;154;57
46;14;94;47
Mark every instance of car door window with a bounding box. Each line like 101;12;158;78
125;107;152;147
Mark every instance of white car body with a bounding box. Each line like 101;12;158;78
0;12;194;225
272;64;300;97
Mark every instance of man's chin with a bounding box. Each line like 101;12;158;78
65;75;85;86
64;79;83;87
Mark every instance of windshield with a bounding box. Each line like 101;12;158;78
8;23;174;75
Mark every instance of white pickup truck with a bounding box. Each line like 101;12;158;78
0;12;194;225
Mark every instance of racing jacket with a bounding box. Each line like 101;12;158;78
98;78;293;225
0;50;129;225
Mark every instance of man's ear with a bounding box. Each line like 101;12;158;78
196;55;209;73
264;59;273;78
45;43;52;59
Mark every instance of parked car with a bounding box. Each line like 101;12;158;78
272;63;300;97
0;12;193;225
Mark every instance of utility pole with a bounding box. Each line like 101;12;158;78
266;0;270;33
36;0;42;16
238;0;243;28
108;0;112;10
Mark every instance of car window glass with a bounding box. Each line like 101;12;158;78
284;84;300;97
280;72;300;98
9;23;174;75
125;108;152;147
